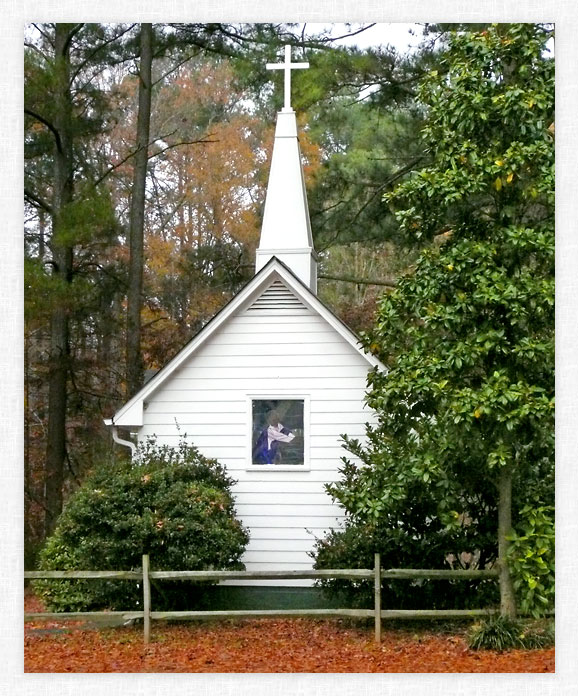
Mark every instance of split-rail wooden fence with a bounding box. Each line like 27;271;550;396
25;554;499;643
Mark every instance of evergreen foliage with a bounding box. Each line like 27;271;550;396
312;524;498;610
314;24;554;616
507;504;555;618
23;22;433;554
34;440;249;611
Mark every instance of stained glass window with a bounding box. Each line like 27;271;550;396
251;399;304;465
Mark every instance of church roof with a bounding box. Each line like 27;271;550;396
110;256;384;428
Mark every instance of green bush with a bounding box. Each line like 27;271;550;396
467;616;554;651
507;505;555;618
34;439;249;611
311;521;498;610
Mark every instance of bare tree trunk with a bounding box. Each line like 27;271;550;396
38;209;46;260
24;328;32;564
497;465;517;618
126;23;153;398
44;24;76;535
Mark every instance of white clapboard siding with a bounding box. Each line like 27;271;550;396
202;332;346;345
150;382;367;399
232;480;339;494
148;413;244;427
241;550;312;565
311;411;371;424
312;424;367;436
235;504;339;518
234;561;317;569
234;470;344;484
228;462;348;474
234;492;334;506
144;400;246;415
239;515;344;530
141;421;366;438
182;353;363;369
246;538;317;552
135;448;355;473
136;436;358;458
138;277;374;579
204;342;359;357
154;375;368;389
146;411;368;429
243;526;323;540
149;388;367;403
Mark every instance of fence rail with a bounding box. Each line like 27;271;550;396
25;568;497;581
25;555;499;644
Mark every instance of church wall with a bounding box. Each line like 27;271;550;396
137;287;375;582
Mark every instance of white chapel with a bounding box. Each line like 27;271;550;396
106;46;382;579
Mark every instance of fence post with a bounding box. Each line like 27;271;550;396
142;554;151;644
374;552;381;643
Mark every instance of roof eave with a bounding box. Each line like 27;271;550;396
107;257;384;426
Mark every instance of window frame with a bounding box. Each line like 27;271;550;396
245;393;311;471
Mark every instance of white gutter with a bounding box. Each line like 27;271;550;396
103;418;137;457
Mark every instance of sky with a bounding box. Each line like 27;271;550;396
304;22;426;52
305;22;554;57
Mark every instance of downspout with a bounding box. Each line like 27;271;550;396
103;418;137;457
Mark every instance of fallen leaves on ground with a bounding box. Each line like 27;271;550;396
24;587;553;673
24;618;554;673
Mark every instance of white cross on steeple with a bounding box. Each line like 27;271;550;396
266;45;309;112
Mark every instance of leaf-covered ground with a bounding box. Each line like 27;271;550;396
24;619;554;673
25;591;554;674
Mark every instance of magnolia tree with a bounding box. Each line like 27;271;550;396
319;24;554;618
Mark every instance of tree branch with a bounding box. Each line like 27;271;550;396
319;273;397;288
348;155;425;226
25;486;51;514
25;187;53;214
62;24;84;56
94;135;217;187
24;108;62;152
70;24;136;85
31;23;54;47
152;52;200;87
152;136;218;158
324;24;377;43
65;450;81;487
24;41;49;62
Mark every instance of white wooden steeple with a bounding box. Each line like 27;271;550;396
255;45;318;293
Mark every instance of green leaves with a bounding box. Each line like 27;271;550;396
388;24;554;247
507;506;555;617
318;25;554;608
34;440;249;612
467;614;554;651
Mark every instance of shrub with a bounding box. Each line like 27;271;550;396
34;439;249;611
507;505;555;618
467;616;554;651
311;521;498;610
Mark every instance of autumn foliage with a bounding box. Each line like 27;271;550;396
24;615;554;673
24;39;323;560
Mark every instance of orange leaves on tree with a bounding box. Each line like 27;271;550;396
102;56;325;374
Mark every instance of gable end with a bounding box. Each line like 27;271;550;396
109;259;384;427
245;279;309;315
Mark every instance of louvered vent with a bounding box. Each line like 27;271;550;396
247;279;309;313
